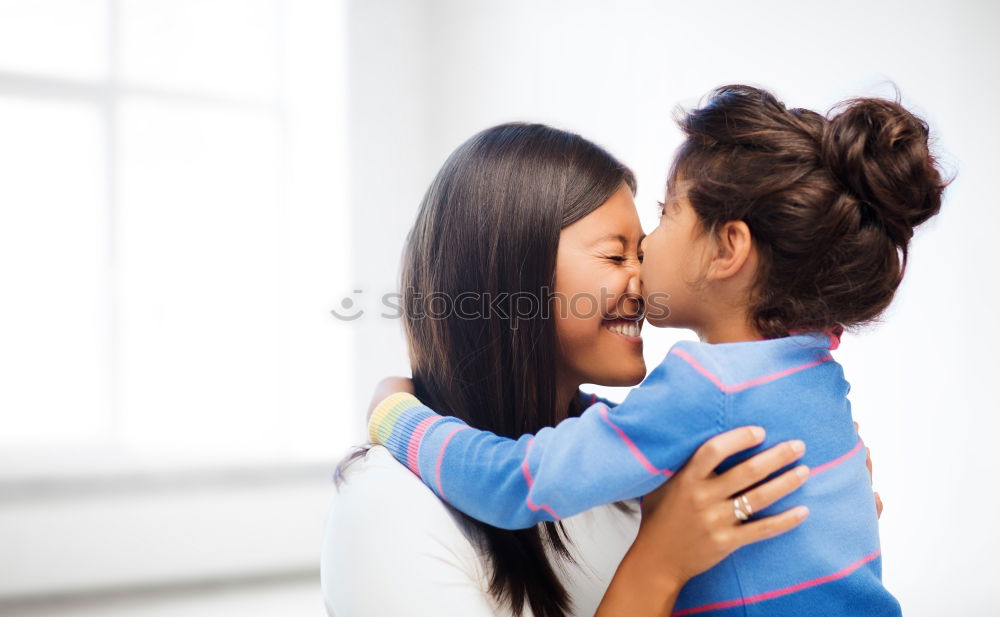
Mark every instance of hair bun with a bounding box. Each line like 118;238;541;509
821;98;946;246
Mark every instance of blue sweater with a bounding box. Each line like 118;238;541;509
367;332;901;616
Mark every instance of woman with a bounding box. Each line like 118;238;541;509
322;123;863;616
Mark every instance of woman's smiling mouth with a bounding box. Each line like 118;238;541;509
602;317;643;343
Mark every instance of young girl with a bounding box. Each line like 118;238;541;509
367;85;946;615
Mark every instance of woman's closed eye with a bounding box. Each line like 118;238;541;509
603;254;642;265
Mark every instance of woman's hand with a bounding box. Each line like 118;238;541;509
366;376;416;423
637;427;809;582
856;422;883;519
596;427;809;617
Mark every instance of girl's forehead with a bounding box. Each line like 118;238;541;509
666;172;694;196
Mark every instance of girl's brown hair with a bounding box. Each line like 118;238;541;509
670;84;950;338
337;123;637;617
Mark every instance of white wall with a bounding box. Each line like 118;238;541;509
0;1;349;611
345;1;1000;614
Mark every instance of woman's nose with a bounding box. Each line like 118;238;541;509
627;265;642;295
619;270;644;318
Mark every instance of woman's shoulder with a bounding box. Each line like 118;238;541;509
321;446;499;616
329;445;447;510
322;446;643;617
333;446;495;528
323;445;483;555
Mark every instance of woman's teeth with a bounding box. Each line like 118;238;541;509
605;319;642;338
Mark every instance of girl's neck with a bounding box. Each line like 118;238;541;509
697;316;765;345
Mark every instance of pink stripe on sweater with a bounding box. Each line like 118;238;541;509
520;437;561;520
671;549;882;616
434;426;469;500
526;496;561;520
789;327;843;350
520;437;537;488
826;327;842;350
405;417;438;476
810;438;865;477
599;406;673;477
670;348;833;394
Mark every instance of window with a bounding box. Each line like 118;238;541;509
0;0;355;467
0;0;353;599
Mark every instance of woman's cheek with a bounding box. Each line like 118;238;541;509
553;315;597;371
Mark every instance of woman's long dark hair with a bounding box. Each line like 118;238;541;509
337;123;636;617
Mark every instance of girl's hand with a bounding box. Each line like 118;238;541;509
366;376;416;423
596;427;809;617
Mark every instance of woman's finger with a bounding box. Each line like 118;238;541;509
856;422;873;482
731;465;809;515
686;426;766;479
733;506;809;546
715;440;806;498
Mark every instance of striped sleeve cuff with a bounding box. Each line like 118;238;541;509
367;392;443;472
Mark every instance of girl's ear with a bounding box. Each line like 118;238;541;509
706;220;753;281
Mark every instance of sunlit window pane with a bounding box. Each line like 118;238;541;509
0;98;110;446
119;0;279;99
0;0;108;81
117;98;284;459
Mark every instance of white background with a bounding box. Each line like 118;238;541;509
1;1;997;615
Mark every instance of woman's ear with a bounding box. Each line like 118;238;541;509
706;221;753;281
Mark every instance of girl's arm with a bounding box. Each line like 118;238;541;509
368;349;732;529
595;427;810;616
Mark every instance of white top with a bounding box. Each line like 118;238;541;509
321;446;642;617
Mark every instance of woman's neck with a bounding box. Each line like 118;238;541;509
554;375;583;424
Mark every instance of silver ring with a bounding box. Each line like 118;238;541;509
733;497;750;522
740;494;754;516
